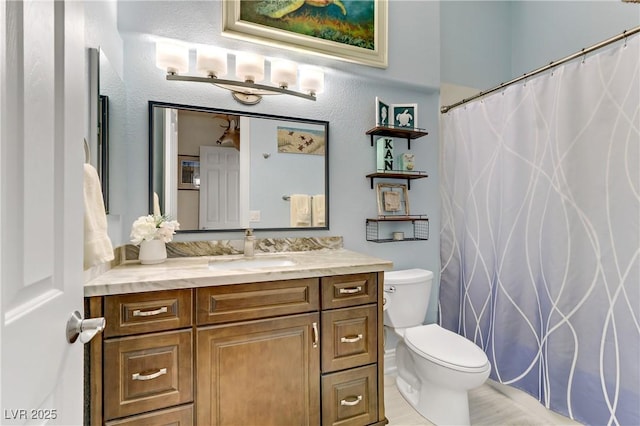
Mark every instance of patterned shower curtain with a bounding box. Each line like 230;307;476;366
439;35;639;426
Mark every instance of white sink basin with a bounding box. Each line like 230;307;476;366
208;256;296;271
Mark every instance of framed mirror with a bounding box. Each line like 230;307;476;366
149;101;329;232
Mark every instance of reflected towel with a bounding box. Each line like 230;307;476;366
290;194;311;227
84;164;114;269
312;194;325;227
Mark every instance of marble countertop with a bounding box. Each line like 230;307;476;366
84;249;393;297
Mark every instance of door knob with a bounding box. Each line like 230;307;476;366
66;310;106;344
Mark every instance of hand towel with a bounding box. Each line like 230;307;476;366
290;194;311;227
312;194;326;227
84;163;114;269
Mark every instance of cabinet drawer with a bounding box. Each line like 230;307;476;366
321;305;377;372
104;330;193;421
104;289;192;337
105;404;193;426
321;273;377;309
322;365;378;426
196;278;319;325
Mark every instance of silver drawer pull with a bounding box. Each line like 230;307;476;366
339;286;362;294
132;306;168;317
341;334;363;343
132;368;167;381
340;395;363;406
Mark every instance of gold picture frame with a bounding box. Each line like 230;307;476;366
222;0;388;68
376;183;409;217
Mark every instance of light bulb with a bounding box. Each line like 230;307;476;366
235;52;265;83
299;65;324;95
196;47;228;78
270;59;298;89
155;42;189;74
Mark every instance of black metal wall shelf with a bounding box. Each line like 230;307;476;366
366;216;429;243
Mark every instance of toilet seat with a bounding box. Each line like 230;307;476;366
404;324;490;373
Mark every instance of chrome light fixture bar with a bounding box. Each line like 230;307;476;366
156;41;324;105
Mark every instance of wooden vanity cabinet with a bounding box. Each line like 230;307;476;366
87;272;386;426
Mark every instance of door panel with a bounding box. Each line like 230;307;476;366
199;146;240;229
0;0;85;423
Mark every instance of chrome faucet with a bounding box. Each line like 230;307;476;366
244;228;255;257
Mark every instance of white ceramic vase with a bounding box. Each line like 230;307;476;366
138;239;167;265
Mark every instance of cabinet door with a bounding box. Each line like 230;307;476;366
197;313;321;425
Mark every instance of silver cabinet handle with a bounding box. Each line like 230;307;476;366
341;334;363;343
66;311;106;344
340;395;363;406
339;286;362;294
132;368;167;381
312;322;319;348
132;306;168;317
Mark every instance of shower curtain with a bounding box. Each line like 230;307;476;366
439;35;639;426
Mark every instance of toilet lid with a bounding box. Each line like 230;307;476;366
404;324;490;372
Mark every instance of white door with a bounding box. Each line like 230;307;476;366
1;0;87;424
199;146;241;229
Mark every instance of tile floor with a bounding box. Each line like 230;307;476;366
384;375;582;426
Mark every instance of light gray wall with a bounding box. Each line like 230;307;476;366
440;0;638;90
509;1;639;77
440;1;512;89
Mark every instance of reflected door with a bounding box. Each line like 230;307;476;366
199;146;241;229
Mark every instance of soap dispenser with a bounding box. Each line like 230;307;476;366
244;228;255;257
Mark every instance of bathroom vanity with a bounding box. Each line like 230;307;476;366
85;249;392;426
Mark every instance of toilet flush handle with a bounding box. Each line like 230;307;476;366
384;286;396;293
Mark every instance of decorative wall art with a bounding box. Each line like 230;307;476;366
392;104;417;129
178;155;200;190
375;97;390;126
277;126;326;155
222;0;388;68
376;183;409;216
376;137;393;171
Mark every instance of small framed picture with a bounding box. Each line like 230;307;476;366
392;104;418;129
376;183;410;217
178;155;200;190
376;97;390;127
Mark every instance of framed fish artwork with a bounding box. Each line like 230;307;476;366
222;0;388;68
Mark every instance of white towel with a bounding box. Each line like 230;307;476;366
290;194;311;227
84;163;114;269
312;194;326;227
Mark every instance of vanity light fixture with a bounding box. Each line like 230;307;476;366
156;41;324;105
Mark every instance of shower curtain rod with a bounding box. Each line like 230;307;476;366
441;26;640;113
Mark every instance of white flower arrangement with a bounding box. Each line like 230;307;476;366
130;214;180;245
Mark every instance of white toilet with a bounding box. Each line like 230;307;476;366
384;269;491;426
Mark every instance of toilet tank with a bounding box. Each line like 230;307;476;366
384;269;433;329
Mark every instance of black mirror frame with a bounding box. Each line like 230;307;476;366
148;100;330;233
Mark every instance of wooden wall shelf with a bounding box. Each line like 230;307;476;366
366;126;429;149
366;171;428;189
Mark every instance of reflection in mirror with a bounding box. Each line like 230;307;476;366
149;102;329;232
